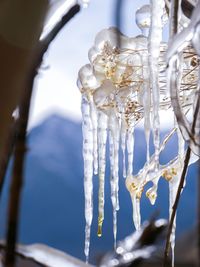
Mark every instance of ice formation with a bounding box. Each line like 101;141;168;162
77;0;200;263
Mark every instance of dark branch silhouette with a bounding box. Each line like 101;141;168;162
4;4;80;266
0;121;17;198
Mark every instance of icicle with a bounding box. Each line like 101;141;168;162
113;126;120;212
108;113;120;247
126;127;138;230
142;54;151;163
121;121;127;178
132;195;141;231
148;0;164;167
169;180;176;267
90;101;98;174
136;4;151;163
144;114;150;163
126;127;134;176
113;208;117;250
125;174;142;230
109;113;120;210
146;183;158;205
81;95;94;262
109;126;114;183
78;12;200;261
97;111;108;237
109;127;117;246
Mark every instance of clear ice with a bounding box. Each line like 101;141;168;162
148;0;164;167
81;95;94;262
77;1;200;263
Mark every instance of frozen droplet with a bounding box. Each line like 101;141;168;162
146;185;157;205
132;195;141;231
82;0;90;8
135;5;151;36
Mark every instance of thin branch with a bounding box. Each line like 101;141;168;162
162;2;179;265
4;4;80;267
163;91;200;267
163;146;191;267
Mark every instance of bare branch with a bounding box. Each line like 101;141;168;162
163;82;199;267
4;4;80;266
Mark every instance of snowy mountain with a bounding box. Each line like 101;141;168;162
0;115;198;263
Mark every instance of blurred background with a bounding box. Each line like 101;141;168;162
0;0;198;266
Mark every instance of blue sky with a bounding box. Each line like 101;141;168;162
29;0;148;128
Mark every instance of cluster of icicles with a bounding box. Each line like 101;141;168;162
77;0;200;264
